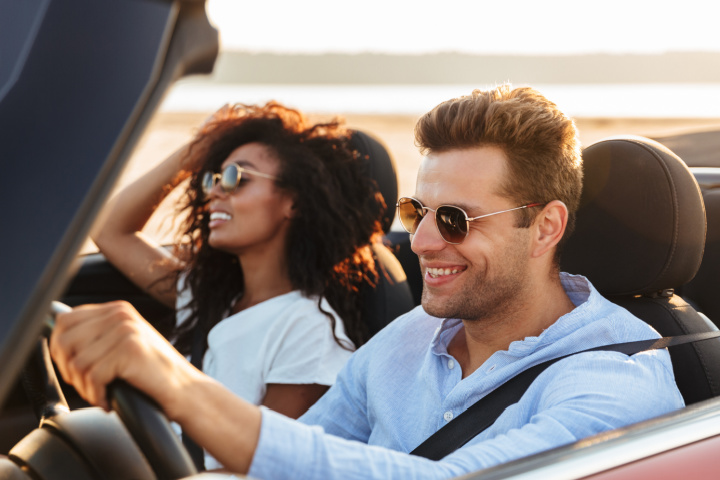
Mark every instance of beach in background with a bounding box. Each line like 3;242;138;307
91;109;720;254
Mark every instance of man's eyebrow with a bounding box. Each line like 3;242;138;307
450;201;477;213
441;200;482;214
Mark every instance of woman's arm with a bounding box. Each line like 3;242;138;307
93;106;232;308
262;384;329;419
91;144;195;308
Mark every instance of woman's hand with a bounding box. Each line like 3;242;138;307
49;301;199;418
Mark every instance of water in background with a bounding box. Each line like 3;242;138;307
161;83;720;117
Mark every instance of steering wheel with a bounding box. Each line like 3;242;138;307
31;301;198;480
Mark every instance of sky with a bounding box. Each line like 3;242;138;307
206;0;720;55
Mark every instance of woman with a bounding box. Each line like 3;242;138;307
93;102;384;426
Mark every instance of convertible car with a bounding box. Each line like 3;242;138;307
1;0;720;479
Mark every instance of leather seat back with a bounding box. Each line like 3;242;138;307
679;168;720;326
561;136;720;404
350;131;415;337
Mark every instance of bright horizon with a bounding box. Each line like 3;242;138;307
207;0;720;55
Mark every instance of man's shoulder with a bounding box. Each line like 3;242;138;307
536;292;679;398
535;346;682;407
560;273;662;344
587;295;663;341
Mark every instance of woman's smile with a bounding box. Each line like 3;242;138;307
209;211;232;228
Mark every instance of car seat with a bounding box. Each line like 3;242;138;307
385;230;423;306
561;135;720;405
678;168;720;326
350;131;416;337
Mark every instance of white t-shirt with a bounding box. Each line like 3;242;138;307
176;287;354;400
175;286;354;469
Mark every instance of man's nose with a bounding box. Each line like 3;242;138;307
410;212;447;255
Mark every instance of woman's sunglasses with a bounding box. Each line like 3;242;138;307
396;196;544;245
201;163;278;199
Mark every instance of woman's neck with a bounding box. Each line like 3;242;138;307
234;250;294;313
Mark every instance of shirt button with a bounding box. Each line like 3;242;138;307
448;359;455;369
443;411;454;422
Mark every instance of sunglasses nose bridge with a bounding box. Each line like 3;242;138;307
204;173;229;200
413;206;449;247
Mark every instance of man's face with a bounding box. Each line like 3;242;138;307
411;146;534;322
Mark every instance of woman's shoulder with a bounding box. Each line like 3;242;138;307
269;291;338;324
210;291;334;334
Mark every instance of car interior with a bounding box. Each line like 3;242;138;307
678;166;720;323
2;1;720;479
6;134;719;478
561;135;720;405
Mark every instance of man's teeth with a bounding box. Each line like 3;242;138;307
210;212;231;221
427;267;460;278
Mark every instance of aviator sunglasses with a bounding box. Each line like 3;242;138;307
201;163;279;199
396;196;544;245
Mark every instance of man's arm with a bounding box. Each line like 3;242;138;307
247;350;683;479
49;301;262;473
50;302;684;478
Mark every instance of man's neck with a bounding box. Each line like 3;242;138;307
447;277;576;379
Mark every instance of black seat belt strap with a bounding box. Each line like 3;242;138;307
410;331;720;460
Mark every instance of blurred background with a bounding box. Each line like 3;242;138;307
105;0;720;250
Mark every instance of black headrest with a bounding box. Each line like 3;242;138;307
561;136;706;296
349;130;398;233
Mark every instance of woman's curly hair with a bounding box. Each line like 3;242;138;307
171;102;385;356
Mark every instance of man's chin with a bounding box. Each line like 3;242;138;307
421;293;454;319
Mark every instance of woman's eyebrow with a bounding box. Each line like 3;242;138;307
223;159;257;169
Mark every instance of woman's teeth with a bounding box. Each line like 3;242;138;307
427;267;460;278
210;212;231;221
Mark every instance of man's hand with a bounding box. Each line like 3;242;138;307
49;300;262;473
49;301;198;417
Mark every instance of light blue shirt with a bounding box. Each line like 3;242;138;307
248;273;684;479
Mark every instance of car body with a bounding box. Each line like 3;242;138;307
1;0;720;478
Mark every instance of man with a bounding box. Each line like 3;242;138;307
50;85;683;478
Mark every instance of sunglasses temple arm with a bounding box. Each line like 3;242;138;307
256;172;278;180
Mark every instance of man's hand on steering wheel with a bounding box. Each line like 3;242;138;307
48;301;198;420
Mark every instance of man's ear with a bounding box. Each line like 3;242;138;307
530;200;568;258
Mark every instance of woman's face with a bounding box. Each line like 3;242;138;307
204;142;294;257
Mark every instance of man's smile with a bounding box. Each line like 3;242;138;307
426;266;465;278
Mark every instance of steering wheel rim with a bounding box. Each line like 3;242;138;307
108;380;197;479
42;302;197;479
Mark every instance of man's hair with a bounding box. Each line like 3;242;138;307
414;84;583;260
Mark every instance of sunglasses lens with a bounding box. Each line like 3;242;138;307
201;172;215;197
397;198;424;234
436;206;468;244
220;164;242;193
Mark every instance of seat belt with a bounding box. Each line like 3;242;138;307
410;331;720;461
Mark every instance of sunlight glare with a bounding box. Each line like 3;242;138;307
206;0;720;54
